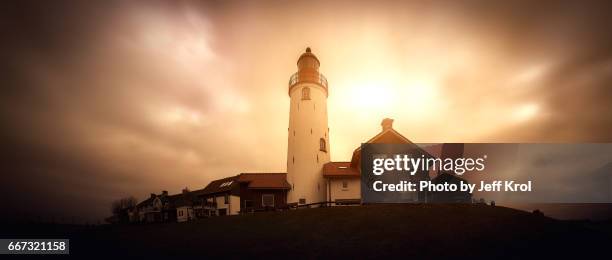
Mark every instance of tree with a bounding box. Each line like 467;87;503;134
111;196;137;216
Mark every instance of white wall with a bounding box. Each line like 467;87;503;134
329;178;361;202
214;194;241;215
176;206;194;222
230;195;240;215
287;83;330;205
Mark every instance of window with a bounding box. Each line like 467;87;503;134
342;181;348;189
219;181;233;187
262;194;275;207
319;138;326;152
302;87;310;100
299;198;306;204
224;194;229;204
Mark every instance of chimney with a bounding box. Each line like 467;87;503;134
381;118;394;131
182;187;190;194
150;193;156;199
162;190;168;196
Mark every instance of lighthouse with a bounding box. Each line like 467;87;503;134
287;47;330;205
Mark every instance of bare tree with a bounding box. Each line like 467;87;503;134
111;196;138;215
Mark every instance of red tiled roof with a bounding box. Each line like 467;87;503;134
238;173;291;190
323;162;360;178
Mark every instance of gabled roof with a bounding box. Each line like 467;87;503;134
188;187;208;197
238;173;291;190
169;193;197;207
349;127;421;169
201;175;240;196
136;197;154;208
136;192;169;208
323;162;360;178
201;173;291;195
363;127;413;146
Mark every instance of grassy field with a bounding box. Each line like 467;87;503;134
4;204;612;258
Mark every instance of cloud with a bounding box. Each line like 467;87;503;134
2;0;612;222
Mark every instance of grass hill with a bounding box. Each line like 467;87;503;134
4;204;612;258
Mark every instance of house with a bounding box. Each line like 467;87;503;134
129;188;207;223
199;176;241;216
237;173;291;212
200;173;291;215
322;162;360;205
323;118;471;204
172;188;203;223
133;191;177;223
324;118;431;204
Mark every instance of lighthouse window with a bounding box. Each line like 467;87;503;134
319;138;326;152
302;87;311;100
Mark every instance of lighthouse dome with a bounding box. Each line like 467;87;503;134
297;47;320;71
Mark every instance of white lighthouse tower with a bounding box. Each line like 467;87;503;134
287;47;330;205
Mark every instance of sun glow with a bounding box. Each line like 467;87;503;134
351;81;395;109
402;78;439;111
343;76;439;114
513;103;540;122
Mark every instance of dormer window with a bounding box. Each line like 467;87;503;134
319;138;326;152
219;181;233;187
302;87;310;100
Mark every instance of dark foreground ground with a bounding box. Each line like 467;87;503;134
2;204;612;258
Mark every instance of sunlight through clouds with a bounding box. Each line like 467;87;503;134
5;0;612;222
512;103;540;123
512;63;550;85
158;106;207;126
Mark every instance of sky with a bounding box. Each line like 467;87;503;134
2;0;612;222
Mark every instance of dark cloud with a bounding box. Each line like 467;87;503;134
2;0;612;222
